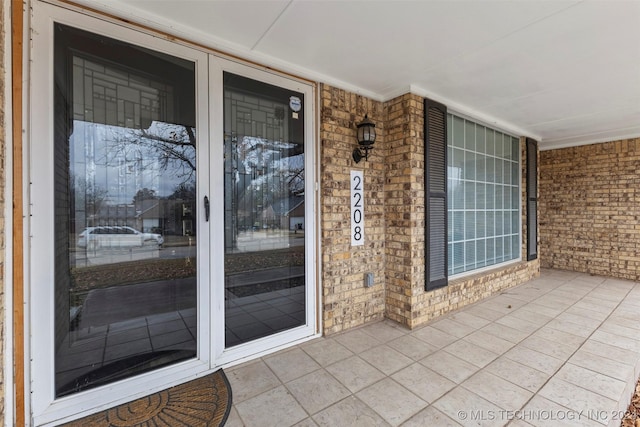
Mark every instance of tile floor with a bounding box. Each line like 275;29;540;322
224;269;640;427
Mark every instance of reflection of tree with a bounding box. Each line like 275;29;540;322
168;183;196;200
139;124;196;182
132;188;158;204
102;122;196;189
74;175;109;218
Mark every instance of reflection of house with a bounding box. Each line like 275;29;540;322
135;199;161;232
261;195;304;230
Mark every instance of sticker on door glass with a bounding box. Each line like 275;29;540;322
289;96;302;112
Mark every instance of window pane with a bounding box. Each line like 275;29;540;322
453;116;465;148
446;113;521;275
465;121;475;151
55;24;197;397
223;73;306;348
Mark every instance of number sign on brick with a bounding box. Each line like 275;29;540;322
351;170;364;246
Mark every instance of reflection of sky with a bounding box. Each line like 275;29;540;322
70;120;195;204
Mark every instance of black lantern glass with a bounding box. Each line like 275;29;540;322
353;114;376;163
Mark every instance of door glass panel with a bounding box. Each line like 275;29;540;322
54;24;198;397
223;73;306;347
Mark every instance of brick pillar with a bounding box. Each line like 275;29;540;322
383;94;424;328
320;84;386;334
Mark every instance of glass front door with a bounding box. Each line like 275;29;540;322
223;73;307;347
31;4;315;423
53;24;199;396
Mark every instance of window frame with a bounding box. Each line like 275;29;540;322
446;112;523;280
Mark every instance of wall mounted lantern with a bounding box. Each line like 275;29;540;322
352;114;376;163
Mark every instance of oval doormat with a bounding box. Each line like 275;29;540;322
61;370;232;426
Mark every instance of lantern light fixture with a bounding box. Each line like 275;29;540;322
352;114;376;163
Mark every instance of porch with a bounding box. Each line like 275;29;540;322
225;269;640;427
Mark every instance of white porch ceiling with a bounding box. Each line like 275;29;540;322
76;0;640;149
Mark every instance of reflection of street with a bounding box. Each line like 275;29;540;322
233;229;304;253
74;244;197;267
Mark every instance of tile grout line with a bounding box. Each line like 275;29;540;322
502;276;639;425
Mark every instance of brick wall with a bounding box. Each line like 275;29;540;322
539;138;640;280
320;85;386;334
320;85;540;334
383;93;425;327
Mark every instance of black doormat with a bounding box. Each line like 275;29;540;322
61;369;232;426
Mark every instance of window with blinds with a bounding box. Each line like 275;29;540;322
446;114;521;276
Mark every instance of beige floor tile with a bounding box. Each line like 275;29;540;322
503;345;564;375
420;350;480;383
359;344;414;375
590;330;640;353
485;357;550;393
223;406;244;427
569;348;635;382
580;296;619;310
520;335;579;360
286;370;351;415
411;325;459;348
293;418;318;427
334;328;383;354
531;327;585;348
235;385;308;427
226;359;282;403
538;377;617;417
509;308;554;327
495;314;540;334
430;317;477;338
391;363;456;403
312;396;390;427
464;330;515;354
463;305;507;322
555;312;602;330
449;311;492;329
563;305;609;321
519;302;565;318
388;334;439;361
481;322;530;344
264;347;321;383
507;419;536;427
580;339;639;366
360;320;408;343
544;318;592;338
301;337;353;366
356;378;427;426
520;395;602;427
554;363;626;401
598;321;640;340
401;406;463;427
569;299;614;315
227;271;640;427
443;339;499;368
326;355;385;393
461;370;533;411
433;386;505;427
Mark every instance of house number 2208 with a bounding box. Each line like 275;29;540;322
351;171;364;246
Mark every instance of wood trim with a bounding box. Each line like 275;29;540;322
11;0;25;425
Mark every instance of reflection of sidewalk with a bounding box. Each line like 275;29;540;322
225;266;305;288
60;266;306;392
79;278;196;329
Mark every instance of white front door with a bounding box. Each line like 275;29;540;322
28;2;316;425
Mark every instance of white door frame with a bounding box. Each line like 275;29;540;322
208;57;318;368
29;3;211;425
27;2;319;425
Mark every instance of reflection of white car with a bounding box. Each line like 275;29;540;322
78;226;164;249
